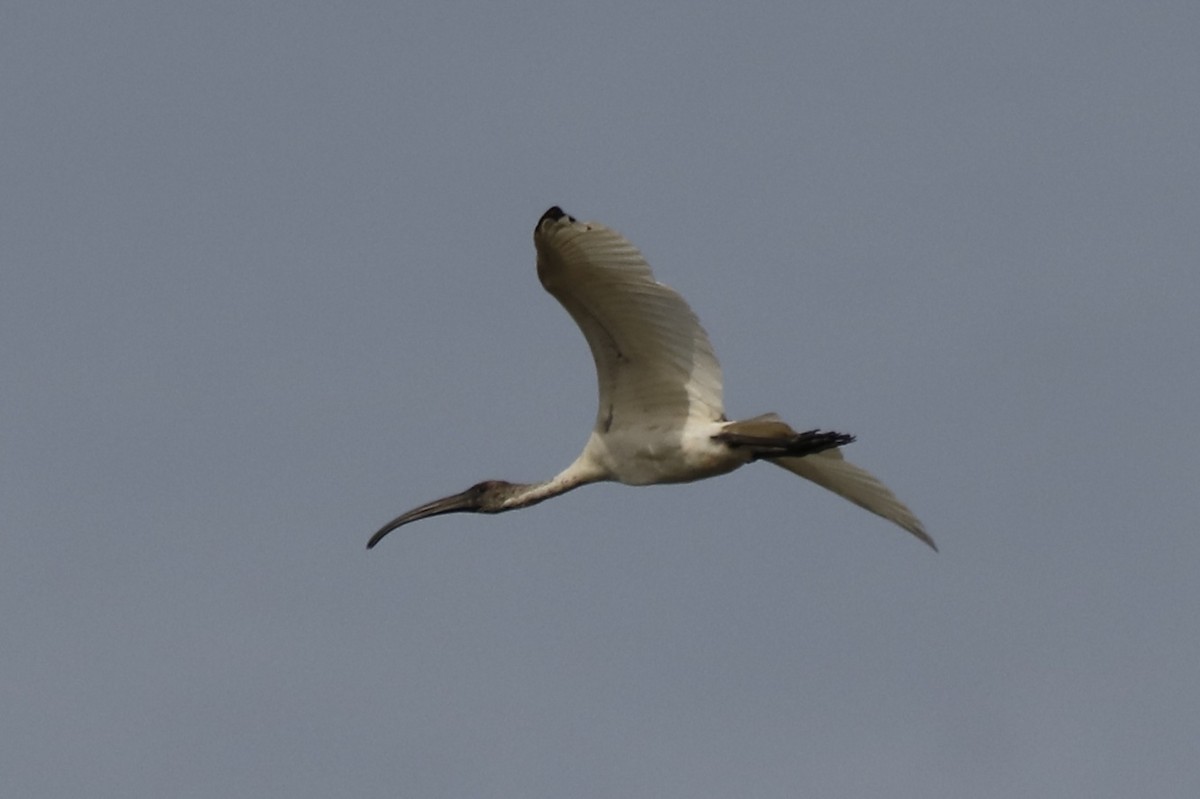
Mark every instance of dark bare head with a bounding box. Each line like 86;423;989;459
367;480;517;549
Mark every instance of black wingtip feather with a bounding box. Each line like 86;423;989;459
537;206;575;232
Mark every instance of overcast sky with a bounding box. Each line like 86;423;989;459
4;2;1198;797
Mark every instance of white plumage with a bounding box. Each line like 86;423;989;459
536;211;724;430
368;206;933;551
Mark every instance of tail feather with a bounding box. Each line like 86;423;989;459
770;449;936;551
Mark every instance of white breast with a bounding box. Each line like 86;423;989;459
578;418;748;486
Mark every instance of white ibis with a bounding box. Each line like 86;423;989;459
368;206;934;551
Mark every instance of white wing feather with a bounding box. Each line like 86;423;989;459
534;213;724;432
771;450;936;549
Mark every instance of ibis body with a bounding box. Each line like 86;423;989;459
368;207;934;551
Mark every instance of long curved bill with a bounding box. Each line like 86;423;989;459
367;489;479;549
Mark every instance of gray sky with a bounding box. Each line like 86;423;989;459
4;2;1198;797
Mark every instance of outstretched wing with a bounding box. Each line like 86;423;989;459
533;207;723;432
771;449;936;550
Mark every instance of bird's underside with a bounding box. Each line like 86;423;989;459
366;206;935;552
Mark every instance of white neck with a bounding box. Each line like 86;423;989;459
501;451;610;510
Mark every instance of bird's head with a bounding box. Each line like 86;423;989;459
366;480;516;549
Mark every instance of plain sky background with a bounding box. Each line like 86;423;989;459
3;2;1198;797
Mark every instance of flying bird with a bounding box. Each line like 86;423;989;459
368;206;934;551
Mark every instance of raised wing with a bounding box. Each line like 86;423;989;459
533;207;723;433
